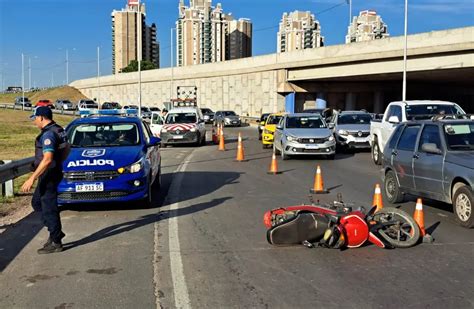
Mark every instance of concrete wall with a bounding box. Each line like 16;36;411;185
71;27;474;116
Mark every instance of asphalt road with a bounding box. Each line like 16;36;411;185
1;125;473;308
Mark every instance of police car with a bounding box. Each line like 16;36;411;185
58;109;161;207
160;101;206;147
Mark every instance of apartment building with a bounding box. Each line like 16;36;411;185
346;10;389;43
277;11;324;53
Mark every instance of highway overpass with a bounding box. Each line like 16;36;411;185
71;26;474;115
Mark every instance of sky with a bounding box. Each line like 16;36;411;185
0;0;473;88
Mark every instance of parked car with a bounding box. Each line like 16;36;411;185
302;108;333;122
262;113;285;149
214;110;241;127
102;102;121;110
36;99;54;108
382;118;474;228
330;110;372;151
258;113;270;140
140;106;152;120
201;108;215;124
150;107;161;112
14;96;32;107
78;99;98;111
55;99;75;110
123;105;139;110
58;111;161;207
370;100;466;165
273;113;336;160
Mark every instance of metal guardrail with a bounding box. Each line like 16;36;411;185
0;103;78;116
0;157;34;184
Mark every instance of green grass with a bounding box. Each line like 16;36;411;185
0;86;88;104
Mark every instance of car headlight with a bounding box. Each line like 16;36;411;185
338;129;348;135
328;135;335;142
161;128;168;133
119;158;143;174
286;135;297;142
190;127;197;132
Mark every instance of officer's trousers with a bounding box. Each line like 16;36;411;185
31;169;63;243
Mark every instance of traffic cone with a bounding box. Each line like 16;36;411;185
372;184;384;212
413;198;426;236
235;133;246;162
267;151;280;175
211;127;218;144
310;165;328;194
218;125;226;151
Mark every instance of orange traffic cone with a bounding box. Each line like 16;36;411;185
267;151;280;175
310;165;328;194
218;125;226;151
235;133;246;162
413;198;426;237
372;184;384;212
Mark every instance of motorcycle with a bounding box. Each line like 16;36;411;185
263;195;420;249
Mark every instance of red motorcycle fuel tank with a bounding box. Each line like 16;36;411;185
339;212;369;248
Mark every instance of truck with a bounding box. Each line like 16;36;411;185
369;100;466;165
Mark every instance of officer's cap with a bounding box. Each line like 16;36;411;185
30;106;53;120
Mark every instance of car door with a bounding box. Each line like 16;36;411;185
273;116;285;150
150;113;163;137
381;105;402;149
142;122;159;180
392;124;421;190
413;124;444;199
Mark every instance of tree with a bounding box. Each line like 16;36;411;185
120;60;156;73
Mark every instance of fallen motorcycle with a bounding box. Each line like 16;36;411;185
263;197;420;249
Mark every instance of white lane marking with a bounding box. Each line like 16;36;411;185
154;152;193;309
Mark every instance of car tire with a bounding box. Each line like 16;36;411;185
327;154;335;160
453;185;473;228
384;170;404;204
372;137;382;165
142;176;154;208
153;167;162;191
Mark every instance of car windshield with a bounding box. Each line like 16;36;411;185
260;114;269;121
267;115;283;125
141;107;150;112
68;123;140;147
444;123;474;150
165;113;197;124
338;114;372;125
223;111;236;116
406;104;464;119
286;116;326;129
62;100;71;104
201;108;212;113
150;107;160;111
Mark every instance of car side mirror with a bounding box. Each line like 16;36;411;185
388;116;400;124
421;143;442;155
276;125;283;130
328;123;335;129
148;136;161;147
260;121;265;125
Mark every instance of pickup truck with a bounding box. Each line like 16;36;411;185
370;100;466;165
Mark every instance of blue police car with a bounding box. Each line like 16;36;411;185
58;110;161;207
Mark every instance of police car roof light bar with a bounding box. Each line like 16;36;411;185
79;109;139;117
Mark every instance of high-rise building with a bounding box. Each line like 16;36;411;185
346;10;389;43
112;0;160;74
277;11;324;53
176;0;252;67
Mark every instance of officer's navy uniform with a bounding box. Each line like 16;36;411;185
32;121;68;244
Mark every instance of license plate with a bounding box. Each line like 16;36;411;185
232;121;238;124
173;135;184;139
306;145;320;149
75;183;104;192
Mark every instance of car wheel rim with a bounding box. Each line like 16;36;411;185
373;145;379;161
386;176;395;199
455;193;471;222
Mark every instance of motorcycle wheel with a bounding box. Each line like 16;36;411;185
372;207;420;248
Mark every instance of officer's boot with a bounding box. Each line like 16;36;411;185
43;231;66;246
37;241;63;254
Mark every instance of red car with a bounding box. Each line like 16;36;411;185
35;99;54;108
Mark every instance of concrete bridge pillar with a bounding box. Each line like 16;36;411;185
345;92;356;110
374;91;384;113
316;92;327;109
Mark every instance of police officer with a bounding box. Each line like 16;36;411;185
21;106;70;254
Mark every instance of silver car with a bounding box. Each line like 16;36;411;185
273;113;336;160
383;119;474;228
330;111;372;150
214;110;241;127
55;99;75;110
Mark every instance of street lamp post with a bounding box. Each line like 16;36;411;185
21;53;25;103
402;0;408;102
97;46;101;106
137;0;142;117
170;27;175;102
66;49;69;85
